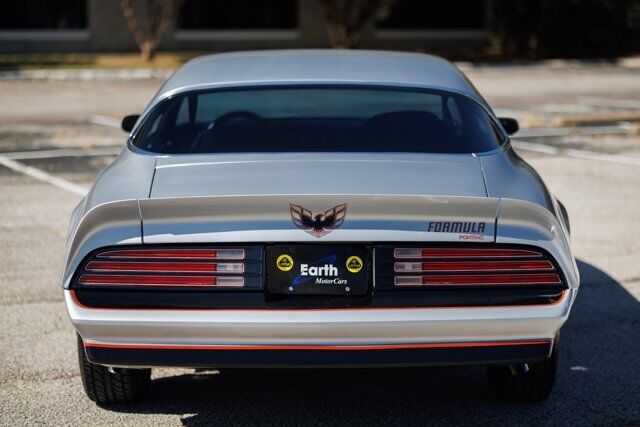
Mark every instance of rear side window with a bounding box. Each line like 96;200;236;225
132;86;503;154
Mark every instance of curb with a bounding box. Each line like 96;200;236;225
0;68;175;81
455;57;640;72
554;114;640;128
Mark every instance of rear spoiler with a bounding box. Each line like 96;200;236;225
139;194;499;244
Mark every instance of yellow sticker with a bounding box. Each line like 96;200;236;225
276;254;294;272
346;256;363;273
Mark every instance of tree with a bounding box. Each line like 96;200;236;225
120;0;184;61
489;0;631;58
317;0;398;49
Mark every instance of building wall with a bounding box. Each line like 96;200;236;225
88;0;138;51
0;0;489;54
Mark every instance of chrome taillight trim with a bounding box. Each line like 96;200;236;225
394;260;554;273
85;261;245;274
394;273;562;287
394;248;542;259
78;274;245;288
96;248;246;260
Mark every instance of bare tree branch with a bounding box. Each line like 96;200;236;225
317;0;398;48
120;0;184;61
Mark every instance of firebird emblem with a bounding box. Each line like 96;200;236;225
290;203;347;238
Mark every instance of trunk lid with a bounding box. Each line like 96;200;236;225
150;153;487;198
142;153;496;243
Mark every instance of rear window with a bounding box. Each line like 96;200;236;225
132;86;503;154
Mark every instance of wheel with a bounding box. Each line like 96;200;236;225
487;336;559;402
77;334;151;404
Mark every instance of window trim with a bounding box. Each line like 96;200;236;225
0;29;89;41
173;29;299;42
374;29;488;41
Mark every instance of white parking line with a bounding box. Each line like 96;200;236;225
89;115;122;128
0;154;88;196
577;97;640;110
516;125;629;138
511;140;560;154
3;146;121;160
563;148;640;166
512;140;640;166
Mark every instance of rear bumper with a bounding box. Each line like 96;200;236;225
84;340;553;368
67;289;575;368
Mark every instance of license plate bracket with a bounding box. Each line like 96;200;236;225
266;245;370;296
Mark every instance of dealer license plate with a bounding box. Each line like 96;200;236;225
266;245;369;296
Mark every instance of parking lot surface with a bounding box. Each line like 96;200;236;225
0;65;639;425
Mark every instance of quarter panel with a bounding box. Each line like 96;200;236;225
496;198;579;289
479;146;554;210
62;200;142;289
62;148;157;289
83;148;157;211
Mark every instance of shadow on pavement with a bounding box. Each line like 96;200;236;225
104;260;640;426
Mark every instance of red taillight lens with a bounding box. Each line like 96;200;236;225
97;248;245;260
395;273;561;287
78;274;244;287
392;246;563;288
394;260;554;273
77;247;254;289
85;261;244;274
394;248;542;259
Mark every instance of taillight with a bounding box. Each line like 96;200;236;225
394;273;561;286
73;246;262;290
394;260;554;273
85;261;245;274
77;274;244;287
97;248;245;260
384;246;564;288
394;248;541;259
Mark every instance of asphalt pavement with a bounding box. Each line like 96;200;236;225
0;64;639;425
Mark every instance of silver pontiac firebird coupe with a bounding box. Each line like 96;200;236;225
63;50;578;404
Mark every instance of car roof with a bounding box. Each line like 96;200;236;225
152;50;485;106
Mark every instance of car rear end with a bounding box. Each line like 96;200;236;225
65;189;577;366
63;61;578;403
68;242;571;368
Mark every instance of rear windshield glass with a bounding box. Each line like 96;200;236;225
132;86;503;154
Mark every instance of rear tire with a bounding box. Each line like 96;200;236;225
487;336;559;402
77;334;151;404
